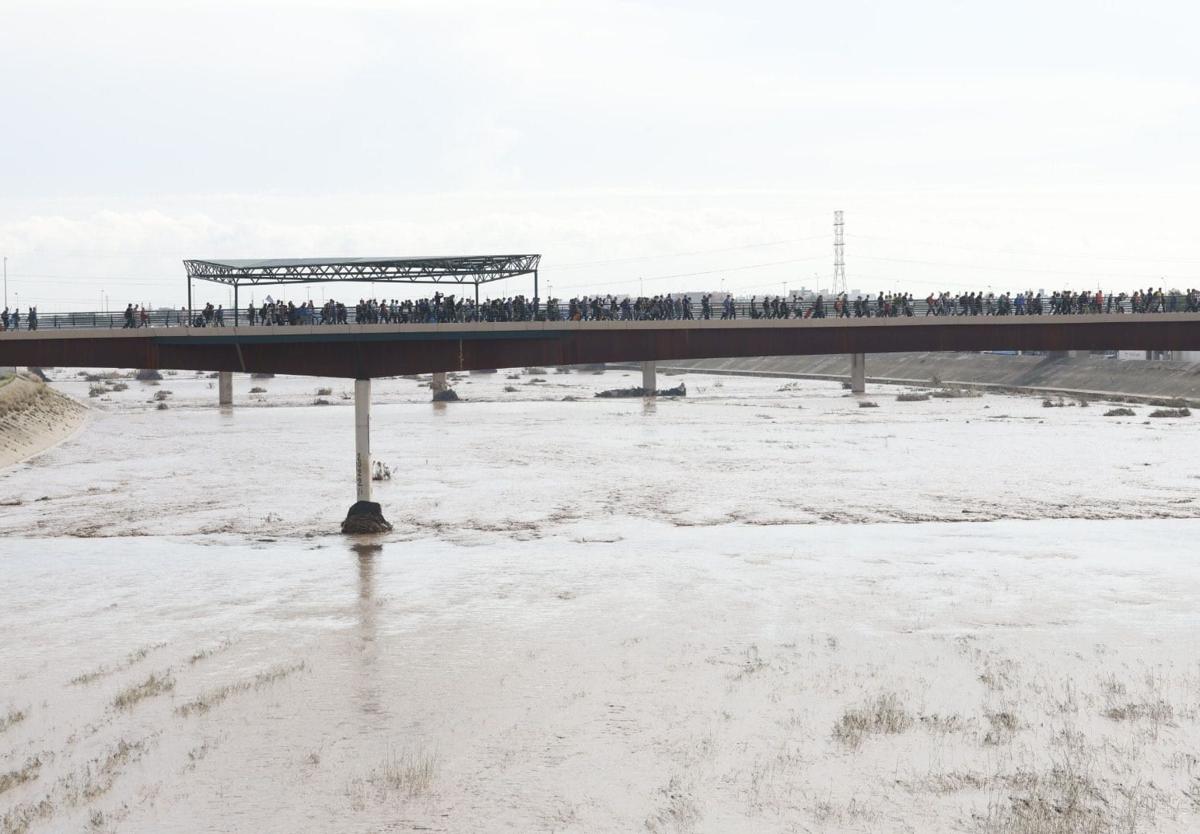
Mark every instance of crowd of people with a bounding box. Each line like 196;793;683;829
176;287;1200;326
6;287;1200;330
216;289;1190;324
0;307;38;331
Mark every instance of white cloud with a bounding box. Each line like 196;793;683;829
1;1;1198;308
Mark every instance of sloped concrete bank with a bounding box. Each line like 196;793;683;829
648;353;1200;404
0;373;88;467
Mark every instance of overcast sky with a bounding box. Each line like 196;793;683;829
2;0;1198;310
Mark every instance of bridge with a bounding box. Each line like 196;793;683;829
5;250;1198;532
5;314;1199;378
6;313;1199;533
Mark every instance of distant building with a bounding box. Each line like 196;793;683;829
1117;350;1200;362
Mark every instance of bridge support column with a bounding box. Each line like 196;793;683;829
641;361;657;396
355;378;371;503
850;353;866;394
218;371;233;406
342;378;392;534
431;372;448;392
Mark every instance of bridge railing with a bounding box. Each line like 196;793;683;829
3;296;1200;331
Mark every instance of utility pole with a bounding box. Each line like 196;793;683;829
833;210;846;296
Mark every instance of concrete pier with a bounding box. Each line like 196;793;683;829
431;372;448;392
341;377;392;534
355;378;371;502
642;361;657;395
850;353;866;394
218;371;233;405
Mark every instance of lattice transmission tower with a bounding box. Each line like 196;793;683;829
833;210;846;295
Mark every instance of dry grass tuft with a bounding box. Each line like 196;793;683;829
0;708;26;735
187;638;234;665
981;770;1109;834
70;668;109;686
0;796;55;834
645;774;701;833
897;391;931;402
1103;407;1136;417
68;736;153;806
71;643;166;688
176;661;306;717
0;757;41;795
932;387;981;399
984;710;1021;746
919;712;970;734
1102;700;1173;725
833;692;913;747
346;748;438;810
858;400;879;408
112;672;175;710
1149;407;1190;418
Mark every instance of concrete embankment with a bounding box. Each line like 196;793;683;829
654;352;1200;403
0;373;88;467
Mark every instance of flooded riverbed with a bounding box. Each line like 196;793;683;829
2;369;1199;833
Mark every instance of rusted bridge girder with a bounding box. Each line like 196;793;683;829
3;316;1199;378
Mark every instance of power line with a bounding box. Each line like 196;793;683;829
550;255;829;292
852;253;1197;281
847;234;1200;265
8;273;178;284
548;235;828;270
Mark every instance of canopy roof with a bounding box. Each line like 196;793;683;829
183;254;541;286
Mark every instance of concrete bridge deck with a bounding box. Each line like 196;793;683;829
4;314;1200;378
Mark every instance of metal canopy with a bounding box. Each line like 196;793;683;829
183;254;541;287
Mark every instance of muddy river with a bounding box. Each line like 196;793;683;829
2;368;1198;833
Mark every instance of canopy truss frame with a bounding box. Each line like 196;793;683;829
182;254;542;325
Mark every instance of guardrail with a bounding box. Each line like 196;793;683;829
2;298;1200;331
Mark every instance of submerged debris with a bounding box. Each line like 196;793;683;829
931;387;980;399
595;383;686;398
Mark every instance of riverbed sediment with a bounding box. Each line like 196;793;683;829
0;373;88;468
